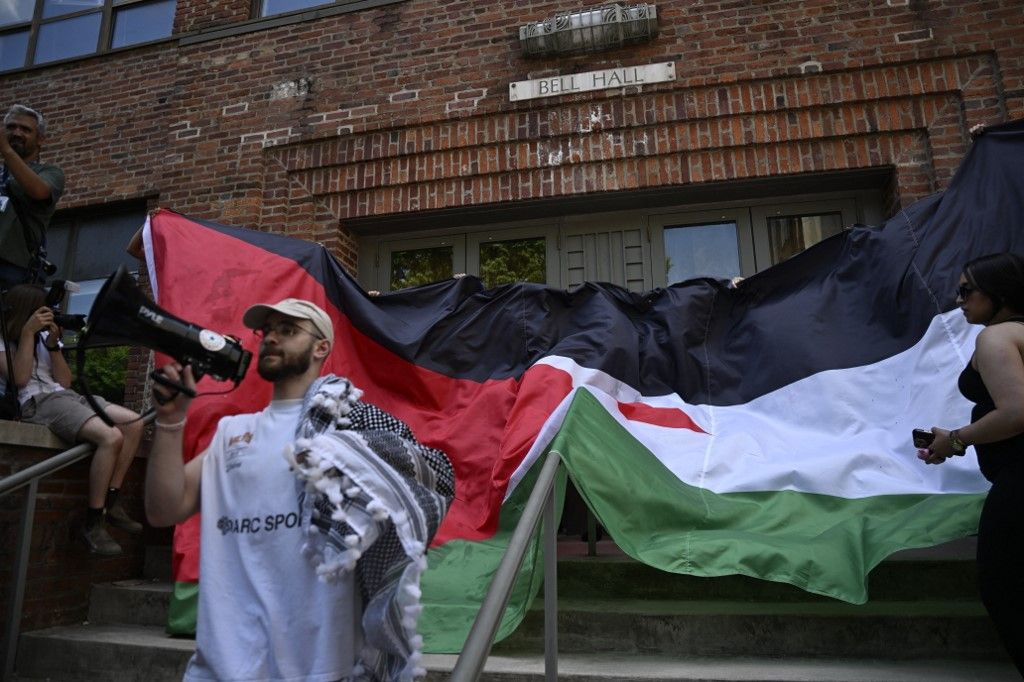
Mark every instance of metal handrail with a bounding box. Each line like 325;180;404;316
450;448;562;682
0;411;155;682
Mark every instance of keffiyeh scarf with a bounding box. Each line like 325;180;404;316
286;375;455;681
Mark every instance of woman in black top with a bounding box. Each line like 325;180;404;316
921;252;1024;677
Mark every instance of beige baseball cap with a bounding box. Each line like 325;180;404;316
242;298;334;344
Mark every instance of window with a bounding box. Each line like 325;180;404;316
44;205;144;402
258;0;398;18
359;191;879;293
260;0;331;17
764;212;844;263
366;225;558;293
387;237;463;291
47;204;145;320
0;0;175;70
664;220;745;284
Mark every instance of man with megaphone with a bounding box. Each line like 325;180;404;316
144;298;363;681
144;294;454;682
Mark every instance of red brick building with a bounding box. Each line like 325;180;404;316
0;0;1022;640
0;0;1020;299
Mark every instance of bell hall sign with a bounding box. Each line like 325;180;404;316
509;62;676;102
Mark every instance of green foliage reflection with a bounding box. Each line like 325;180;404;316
479;238;545;289
390;246;454;290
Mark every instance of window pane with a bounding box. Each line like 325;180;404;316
261;0;330;17
34;12;101;64
664;222;741;284
0;0;34;27
65;276;104;316
479;237;546;289
0;30;29;70
70;211;144;280
111;0;175;48
42;0;103;19
765;212;843;264
390;246;453;290
45;220;73;280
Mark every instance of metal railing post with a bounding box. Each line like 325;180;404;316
2;478;38;682
450;449;562;681
586;509;597;557
542;474;558;682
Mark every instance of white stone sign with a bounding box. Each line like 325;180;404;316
509;62;676;102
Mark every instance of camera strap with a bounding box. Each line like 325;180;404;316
0;288;22;420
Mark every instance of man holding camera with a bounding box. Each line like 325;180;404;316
0;104;64;290
145;299;361;681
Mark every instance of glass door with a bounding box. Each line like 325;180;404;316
379;234;466;292
649;208;754;287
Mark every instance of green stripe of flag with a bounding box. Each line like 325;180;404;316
552;389;985;604
167;581;198;636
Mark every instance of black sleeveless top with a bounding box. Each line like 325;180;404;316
957;317;1024;482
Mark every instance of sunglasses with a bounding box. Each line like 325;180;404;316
956;284;976;300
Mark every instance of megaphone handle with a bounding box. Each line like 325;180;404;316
150;369;198;403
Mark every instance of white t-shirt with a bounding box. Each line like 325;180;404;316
185;399;360;682
0;333;64;404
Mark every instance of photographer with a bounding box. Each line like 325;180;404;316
0;104;64;290
0;284;143;556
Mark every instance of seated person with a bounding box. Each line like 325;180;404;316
0;283;143;555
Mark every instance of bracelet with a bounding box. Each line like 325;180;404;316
155;417;187;431
949;429;968;456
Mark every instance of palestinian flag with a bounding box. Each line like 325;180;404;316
141;119;1024;652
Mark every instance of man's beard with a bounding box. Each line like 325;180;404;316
256;343;313;381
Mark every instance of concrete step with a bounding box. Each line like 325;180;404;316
142;545;172;582
87;579;172;627
497;597;1005;660
82;580;1002;661
17;624;1018;682
17;624;192;682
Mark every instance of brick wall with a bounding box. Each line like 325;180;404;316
0;0;1018;269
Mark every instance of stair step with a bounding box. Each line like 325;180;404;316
17;624;193;682
422;652;1018;681
88;579;172;626
143;545;173;582
16;624;1016;682
496;597;1004;659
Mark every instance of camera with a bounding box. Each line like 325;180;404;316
44;279;86;332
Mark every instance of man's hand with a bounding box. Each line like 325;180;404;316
152;363;197;419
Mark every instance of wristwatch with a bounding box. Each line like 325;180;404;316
949;429;968;456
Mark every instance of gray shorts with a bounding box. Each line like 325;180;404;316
22;390;111;443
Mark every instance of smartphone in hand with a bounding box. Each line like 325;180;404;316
912;429;935;448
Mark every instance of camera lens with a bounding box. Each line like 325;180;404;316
53;313;87;331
